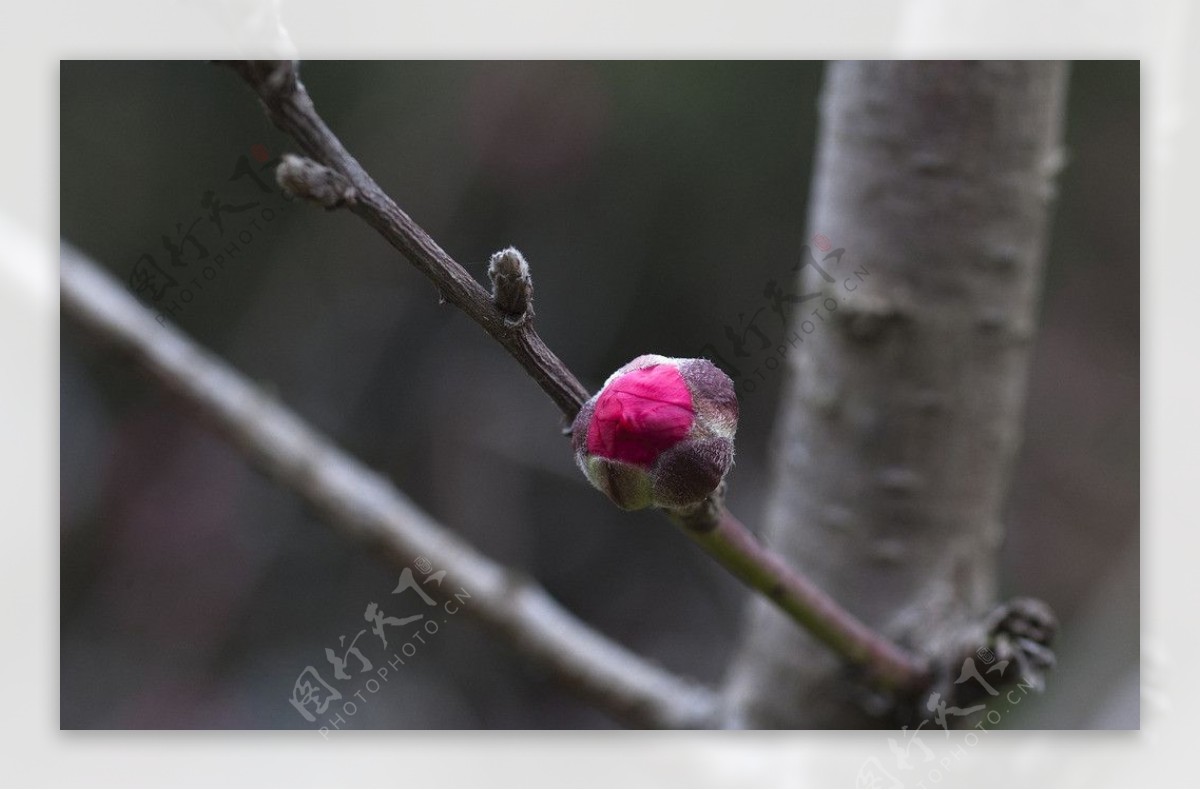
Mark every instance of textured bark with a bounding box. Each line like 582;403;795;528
724;61;1069;727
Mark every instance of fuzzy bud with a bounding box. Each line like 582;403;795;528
275;153;358;209
488;247;534;325
571;355;738;510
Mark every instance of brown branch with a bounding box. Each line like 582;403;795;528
223;59;940;705
60;241;721;730
222;60;589;421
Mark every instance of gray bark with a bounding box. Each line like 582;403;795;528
724;61;1070;727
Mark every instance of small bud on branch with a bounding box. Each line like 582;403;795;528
276;153;358;209
487;247;534;326
572;355;737;510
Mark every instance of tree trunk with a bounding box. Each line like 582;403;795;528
724;61;1070;727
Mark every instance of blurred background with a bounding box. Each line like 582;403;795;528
59;61;1138;729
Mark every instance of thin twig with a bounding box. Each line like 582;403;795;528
60;242;721;730
223;60;589;421
668;495;931;692
224;59;936;701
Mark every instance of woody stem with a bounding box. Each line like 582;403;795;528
229;58;933;703
667;498;931;694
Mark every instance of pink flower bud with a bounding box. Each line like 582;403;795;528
572;355;738;510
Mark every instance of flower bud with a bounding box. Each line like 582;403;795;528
571;355;738;510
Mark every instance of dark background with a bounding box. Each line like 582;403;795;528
59;61;1139;728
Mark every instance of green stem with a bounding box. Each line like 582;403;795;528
667;497;931;694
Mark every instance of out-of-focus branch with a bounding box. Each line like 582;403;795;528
223;60;590;421
60;242;721;730
725;60;1068;727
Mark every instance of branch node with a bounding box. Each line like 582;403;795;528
929;596;1059;724
487;246;535;326
983;596;1058;688
276;153;358;209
